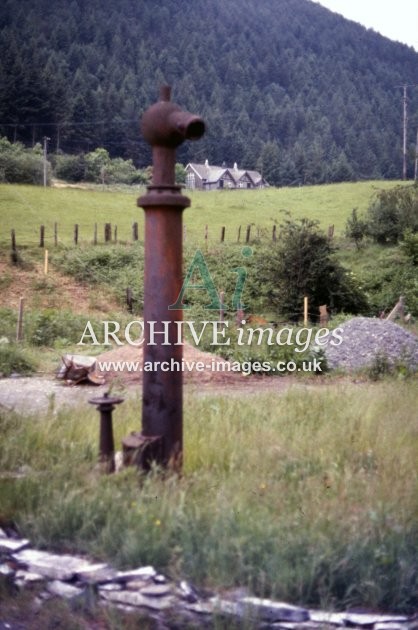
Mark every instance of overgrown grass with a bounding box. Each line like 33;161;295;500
0;343;37;376
338;240;418;316
0;306;103;349
0;181;407;246
0;382;417;612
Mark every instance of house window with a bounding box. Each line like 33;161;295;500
186;173;195;189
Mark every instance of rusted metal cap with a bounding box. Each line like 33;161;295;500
141;85;205;148
88;391;124;408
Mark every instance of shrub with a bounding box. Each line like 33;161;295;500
53;153;86;182
367;185;418;244
0;344;37;376
27;309;96;347
175;163;186;184
345;208;367;248
84;147;111;182
106;157;147;185
0;137;50;185
400;229;418;265
53;148;148;185
253;218;368;321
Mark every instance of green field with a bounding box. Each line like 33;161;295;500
0;180;407;247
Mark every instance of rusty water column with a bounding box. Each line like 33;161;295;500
137;85;205;470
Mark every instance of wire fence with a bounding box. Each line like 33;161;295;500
5;222;336;248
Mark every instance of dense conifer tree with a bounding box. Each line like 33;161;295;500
0;0;417;184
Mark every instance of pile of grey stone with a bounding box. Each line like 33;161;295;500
323;317;418;372
1;530;417;629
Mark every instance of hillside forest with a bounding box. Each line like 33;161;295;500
1;0;418;185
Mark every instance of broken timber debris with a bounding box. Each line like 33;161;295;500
56;354;104;385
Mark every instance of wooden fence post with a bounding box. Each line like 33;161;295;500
114;225;118;243
74;224;79;245
237;225;241;243
303;296;308;327
272;225;277;242
219;291;225;322
236;305;244;327
39;225;45;248
104;223;112;242
93;223;98;245
386;295;405;321
246;225;251;243
220;226;225;242
11;229;16;251
126;288;133;313
16;298;24;342
44;249;49;275
54;222;58;246
132;222;138;241
327;224;334;239
319;305;329;326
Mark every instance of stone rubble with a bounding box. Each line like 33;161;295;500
323;317;418;371
0;532;417;628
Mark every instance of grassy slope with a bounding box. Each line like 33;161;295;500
0;180;406;247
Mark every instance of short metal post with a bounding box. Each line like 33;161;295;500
89;392;124;473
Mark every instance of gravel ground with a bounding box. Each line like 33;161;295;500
324;317;418;371
0;377;114;415
1;318;416;415
0;375;295;415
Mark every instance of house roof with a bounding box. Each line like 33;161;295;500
187;163;234;184
187;162;266;186
246;170;263;184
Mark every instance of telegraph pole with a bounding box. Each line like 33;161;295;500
43;136;50;187
415;129;418;182
402;85;408;180
396;84;418;180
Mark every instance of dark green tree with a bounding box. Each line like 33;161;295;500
367;185;418;244
259;218;368;320
345;208;367;248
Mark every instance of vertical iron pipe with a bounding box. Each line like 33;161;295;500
137;86;205;470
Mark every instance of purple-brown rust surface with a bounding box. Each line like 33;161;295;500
137;86;205;469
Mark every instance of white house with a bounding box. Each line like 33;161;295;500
185;160;268;190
